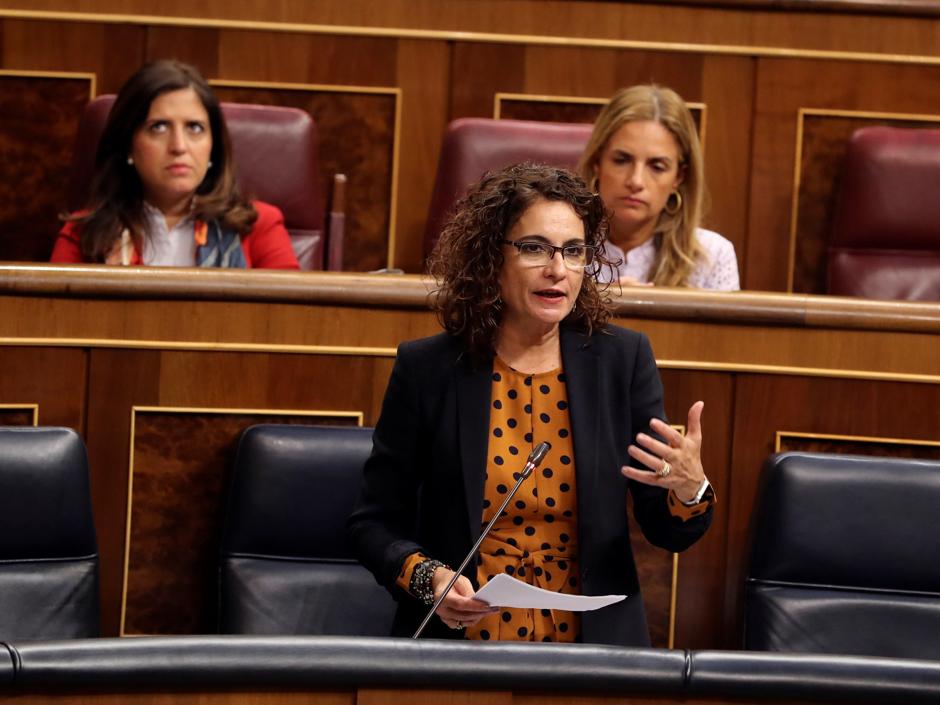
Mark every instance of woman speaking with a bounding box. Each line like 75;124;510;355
349;163;714;646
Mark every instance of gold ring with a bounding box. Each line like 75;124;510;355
455;621;464;629
658;460;672;478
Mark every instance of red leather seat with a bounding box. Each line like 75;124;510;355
66;95;345;270
423;118;593;258
828;126;940;301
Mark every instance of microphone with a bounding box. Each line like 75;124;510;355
412;441;552;638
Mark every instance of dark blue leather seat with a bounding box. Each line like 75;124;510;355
219;425;396;636
745;452;940;658
0;427;99;639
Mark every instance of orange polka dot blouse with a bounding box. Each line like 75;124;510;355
400;357;582;642
396;356;707;641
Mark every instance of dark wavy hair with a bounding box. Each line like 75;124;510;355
427;163;612;358
65;60;256;261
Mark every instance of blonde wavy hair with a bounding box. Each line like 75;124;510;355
578;84;706;287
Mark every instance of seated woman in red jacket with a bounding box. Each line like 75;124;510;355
53;60;298;269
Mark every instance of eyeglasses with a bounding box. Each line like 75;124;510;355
502;239;597;269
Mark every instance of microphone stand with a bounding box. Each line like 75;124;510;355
412;441;551;639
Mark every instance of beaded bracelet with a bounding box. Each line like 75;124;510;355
410;558;448;606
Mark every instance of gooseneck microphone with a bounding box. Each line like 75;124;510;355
412;441;552;638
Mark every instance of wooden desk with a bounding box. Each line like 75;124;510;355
2;264;938;646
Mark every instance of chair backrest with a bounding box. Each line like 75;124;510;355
828;126;940;301
423;118;594;258
66;95;339;270
219;424;396;636
745;452;940;658
0;427;99;639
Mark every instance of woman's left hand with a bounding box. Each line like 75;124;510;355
622;401;705;503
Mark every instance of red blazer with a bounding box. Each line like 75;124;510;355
51;201;299;269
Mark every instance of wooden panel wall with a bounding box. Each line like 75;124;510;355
0;74;92;261
124;407;363;635
4;3;940;286
81;345;401;637
2;270;939;647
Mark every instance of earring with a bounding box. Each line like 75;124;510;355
207;160;213;168
126;156;134;165
664;190;683;216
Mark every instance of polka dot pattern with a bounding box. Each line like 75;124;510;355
465;357;581;643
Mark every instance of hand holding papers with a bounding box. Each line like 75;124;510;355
474;573;626;612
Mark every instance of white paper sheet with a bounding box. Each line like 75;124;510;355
473;573;626;612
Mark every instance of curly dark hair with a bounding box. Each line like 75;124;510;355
427;163;613;358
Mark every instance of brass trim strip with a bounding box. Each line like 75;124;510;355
697;103;708;160
785;107;806;293
787;106;940;292
6;9;940;66
1;337;939;383
665;428;685;649
119;404;138;637
388;81;403;269
668;552;679;650
655;359;940;385
0;68;96;98
775;430;940;453
131;404;364;424
800;107;940;121
0;337;400;357
210;78;400;96
0;403;39;426
119;404;365;636
207;79;403;269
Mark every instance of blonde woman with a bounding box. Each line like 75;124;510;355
579;85;739;290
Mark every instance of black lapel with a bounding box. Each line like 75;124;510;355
455;351;494;545
560;326;601;535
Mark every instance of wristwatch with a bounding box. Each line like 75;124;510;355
681;477;712;506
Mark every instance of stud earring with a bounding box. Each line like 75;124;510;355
207;160;213;168
126;156;134;165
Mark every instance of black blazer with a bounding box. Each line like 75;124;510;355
348;324;712;645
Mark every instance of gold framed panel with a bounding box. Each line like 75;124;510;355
0;68;96;98
493;93;708;155
6;9;940;66
786;107;940;293
493;92;607;119
627;422;683;649
120;404;364;636
0;403;39;426
209;79;402;270
668;423;686;649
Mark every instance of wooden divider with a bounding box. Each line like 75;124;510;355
2;264;938;647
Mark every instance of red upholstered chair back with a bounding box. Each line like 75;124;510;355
66;95;344;270
828;126;940;301
423;118;594;258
